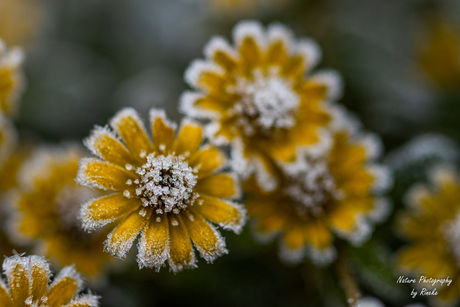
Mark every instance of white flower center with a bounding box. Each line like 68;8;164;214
284;159;341;216
134;154;199;214
229;70;300;136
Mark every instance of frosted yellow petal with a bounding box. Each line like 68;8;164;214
7;263;29;307
284;225;305;250
110;108;153;161
151;111;176;154
283;55;305;79
305;221;333;250
78;158;137;192
173;122;203;156
239;36;262;76
105;209;149;259
85;127;139;167
47;277;78;307
194;195;244;233
184;210;226;261
189;146;226;179
198;71;228;94
82;193;141;229
213;49;238;71
256;212;286;234
30;262;48;301
0;282;13;307
267;40;288;67
328;204;358;231
168;215;195;272
195;173;237;198
137;214;170;270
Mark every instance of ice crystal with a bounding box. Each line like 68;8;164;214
133;154;199;214
228;69;300;136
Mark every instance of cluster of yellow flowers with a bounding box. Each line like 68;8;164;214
0;19;460;307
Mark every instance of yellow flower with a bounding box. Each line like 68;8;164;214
397;166;460;302
419;18;460;90
244;109;391;264
0;0;45;47
181;20;339;191
77;108;245;272
12;145;111;277
0;39;24;117
0;254;100;307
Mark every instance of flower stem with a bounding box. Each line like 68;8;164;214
336;255;361;307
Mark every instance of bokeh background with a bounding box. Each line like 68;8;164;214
1;0;460;306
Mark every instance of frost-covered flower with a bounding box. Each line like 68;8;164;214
397;166;460;302
0;254;99;307
77;108;245;272
244;109;391;265
181;20;340;191
12;145;111;277
0;0;45;47
418;18;460;90
0;38;24;117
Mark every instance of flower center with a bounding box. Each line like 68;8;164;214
284;159;341;217
229;69;300;136
134;154;199;214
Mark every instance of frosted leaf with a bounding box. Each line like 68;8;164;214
179;91;220;120
227;69;300;136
